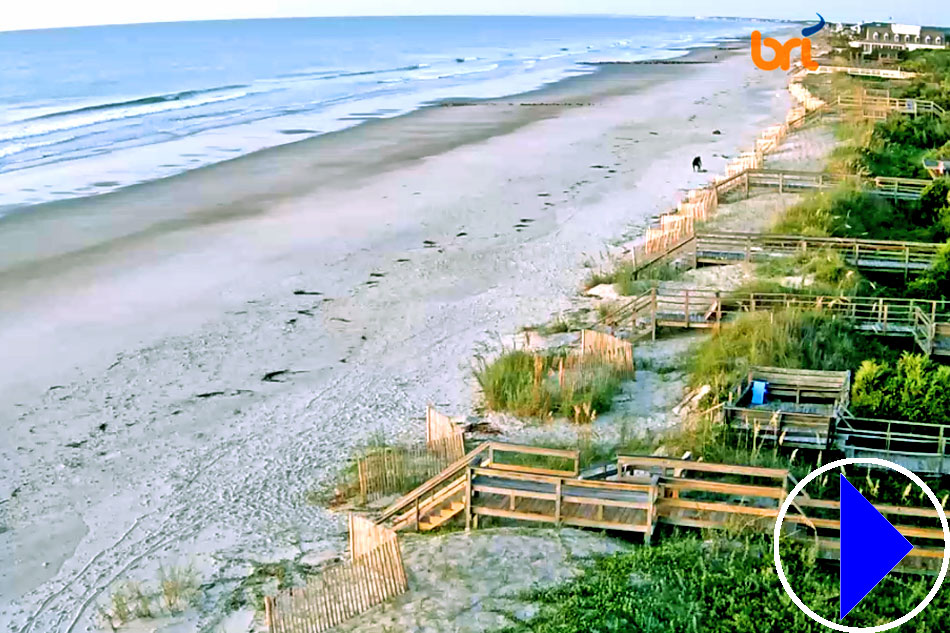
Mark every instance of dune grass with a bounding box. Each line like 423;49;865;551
475;350;630;423
687;310;888;402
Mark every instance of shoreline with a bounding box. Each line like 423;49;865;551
0;43;734;276
0;35;754;218
1;38;795;632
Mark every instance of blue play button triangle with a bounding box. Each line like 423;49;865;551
840;474;914;619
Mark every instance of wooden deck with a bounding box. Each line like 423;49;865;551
604;286;950;356
836;95;945;120
378;443;947;570
724;367;851;449
695;232;940;274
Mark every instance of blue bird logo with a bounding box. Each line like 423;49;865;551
802;13;826;38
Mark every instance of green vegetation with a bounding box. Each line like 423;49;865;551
99;565;200;628
226;560;313;612
585;259;678;296
908;241;950;300
475;350;629;422
688;310;885;401
499;536;950;633
852;353;950;424
773;184;938;242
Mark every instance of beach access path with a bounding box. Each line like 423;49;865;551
0;44;792;631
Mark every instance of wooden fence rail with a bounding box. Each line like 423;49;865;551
695;231;941;274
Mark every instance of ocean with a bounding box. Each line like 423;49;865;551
0;16;775;211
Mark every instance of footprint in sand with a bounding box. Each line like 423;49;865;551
423;240;438;248
395;258;410;263
456;231;468;237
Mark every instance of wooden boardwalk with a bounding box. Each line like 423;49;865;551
836;95;945;120
602;287;950;357
377;442;947;569
695;232;941;275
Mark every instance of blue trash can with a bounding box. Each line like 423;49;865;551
751;380;767;405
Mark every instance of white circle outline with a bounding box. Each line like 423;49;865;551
773;457;950;632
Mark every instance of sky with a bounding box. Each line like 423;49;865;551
0;0;946;33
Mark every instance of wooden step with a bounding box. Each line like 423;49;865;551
419;501;466;531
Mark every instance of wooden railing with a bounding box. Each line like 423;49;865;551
873;176;933;199
616;454;945;565
836;95;945;119
695;231;941;274
608;286;949;355
469;466;659;538
836;416;950;459
377;442;490;530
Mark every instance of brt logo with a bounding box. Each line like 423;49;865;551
752;13;825;71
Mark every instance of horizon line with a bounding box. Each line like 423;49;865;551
0;13;811;35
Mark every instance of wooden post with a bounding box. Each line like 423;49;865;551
645;480;657;545
779;172;785;194
684;290;690;329
651;287;658;341
414;496;420;532
715;291;722;331
265;596;274;632
744;171;750;198
465;467;473;531
555;478;562;525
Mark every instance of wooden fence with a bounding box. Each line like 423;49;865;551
836;94;945;120
578;329;634;373
265;516;408;633
425;405;465;462
355;438;462;503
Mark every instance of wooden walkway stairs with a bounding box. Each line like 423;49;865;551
374;442;946;571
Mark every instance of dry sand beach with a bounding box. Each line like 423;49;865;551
1;42;795;631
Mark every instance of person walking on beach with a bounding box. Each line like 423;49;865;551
692;156;703;172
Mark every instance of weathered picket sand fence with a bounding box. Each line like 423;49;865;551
352;406;465;503
578;329;635;375
265;516;408;633
637;66;826;263
425;404;465;461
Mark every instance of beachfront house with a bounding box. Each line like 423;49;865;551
853;23;950;56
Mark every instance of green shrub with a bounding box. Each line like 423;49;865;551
586;259;678;296
475;350;627;422
501;536;950;633
772;185;901;240
907;241;950;300
851;353;950;424
917;178;950;230
689;310;877;400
